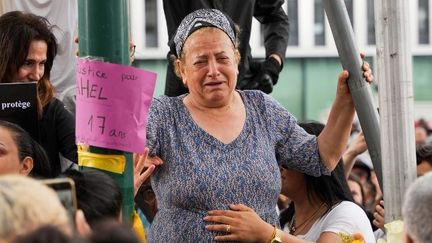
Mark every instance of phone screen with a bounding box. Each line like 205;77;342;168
42;178;77;223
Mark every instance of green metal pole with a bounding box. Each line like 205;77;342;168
77;0;134;223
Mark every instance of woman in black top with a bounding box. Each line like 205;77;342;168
0;11;77;176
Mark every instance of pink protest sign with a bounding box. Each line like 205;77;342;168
75;58;156;153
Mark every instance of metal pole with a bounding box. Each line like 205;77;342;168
77;0;134;222
375;0;417;222
323;0;383;187
301;58;307;121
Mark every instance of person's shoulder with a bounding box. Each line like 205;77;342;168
339;201;364;211
43;98;66;112
239;89;273;105
240;89;266;98
151;95;182;108
240;90;287;116
322;201;375;243
48;97;62;105
153;95;170;102
149;95;185;119
330;201;365;215
323;201;370;226
41;98;74;125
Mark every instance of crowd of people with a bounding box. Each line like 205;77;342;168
1;5;431;243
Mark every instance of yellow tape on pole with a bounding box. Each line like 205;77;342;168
78;151;126;174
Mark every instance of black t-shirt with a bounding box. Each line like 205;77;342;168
38;98;77;176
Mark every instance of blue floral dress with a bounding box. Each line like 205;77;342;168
146;90;329;242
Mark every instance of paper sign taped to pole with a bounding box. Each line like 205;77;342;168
76;58;156;153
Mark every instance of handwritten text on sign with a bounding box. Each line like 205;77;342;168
75;58;156;153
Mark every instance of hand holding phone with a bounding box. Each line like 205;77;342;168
42;178;78;224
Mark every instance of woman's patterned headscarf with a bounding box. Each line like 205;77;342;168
173;9;237;57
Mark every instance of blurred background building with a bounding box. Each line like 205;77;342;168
1;0;431;122
131;0;432;122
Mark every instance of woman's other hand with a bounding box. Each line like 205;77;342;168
373;200;385;231
336;53;373;102
204;204;274;242
361;53;374;84
133;148;162;196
